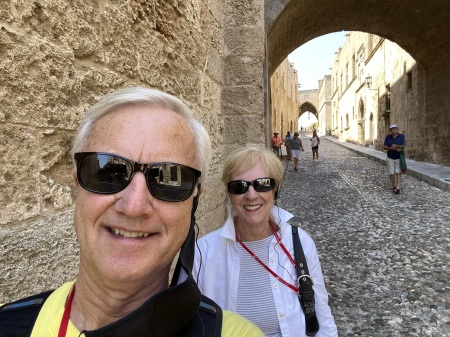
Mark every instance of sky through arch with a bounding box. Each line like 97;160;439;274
288;31;347;129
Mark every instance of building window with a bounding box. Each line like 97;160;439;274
406;71;413;91
352;54;356;79
346;63;349;87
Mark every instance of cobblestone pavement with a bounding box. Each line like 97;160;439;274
277;136;450;337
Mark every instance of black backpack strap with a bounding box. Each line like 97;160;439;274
180;295;223;337
0;290;54;337
292;225;320;336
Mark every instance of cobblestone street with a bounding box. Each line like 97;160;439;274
277;136;450;337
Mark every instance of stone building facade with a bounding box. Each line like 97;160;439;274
317;75;332;135
328;32;420;156
270;59;298;138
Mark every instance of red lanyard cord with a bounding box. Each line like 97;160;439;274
236;221;299;293
58;283;76;337
269;220;296;266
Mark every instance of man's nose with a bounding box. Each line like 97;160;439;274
114;172;154;215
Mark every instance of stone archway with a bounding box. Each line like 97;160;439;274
264;0;450;165
298;101;318;130
299;101;318;119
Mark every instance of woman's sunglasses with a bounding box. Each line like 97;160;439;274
74;152;201;202
227;178;275;194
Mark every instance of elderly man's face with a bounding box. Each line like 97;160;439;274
73;105;199;285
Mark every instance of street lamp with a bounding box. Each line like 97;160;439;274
365;75;372;88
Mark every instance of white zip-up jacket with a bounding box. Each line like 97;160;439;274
193;206;338;337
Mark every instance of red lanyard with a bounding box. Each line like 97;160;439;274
58;283;76;337
236;221;299;293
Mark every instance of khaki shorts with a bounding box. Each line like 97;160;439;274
386;157;401;174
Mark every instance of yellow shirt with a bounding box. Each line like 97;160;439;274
31;281;264;337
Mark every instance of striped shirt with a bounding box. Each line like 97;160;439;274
237;236;282;337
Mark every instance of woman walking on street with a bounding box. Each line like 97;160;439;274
291;132;304;171
311;130;320;160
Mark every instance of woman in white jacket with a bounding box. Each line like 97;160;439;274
193;145;338;337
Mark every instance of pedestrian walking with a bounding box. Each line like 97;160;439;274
383;123;406;194
311;130;320;160
291;131;304;171
284;130;293;160
271;131;282;158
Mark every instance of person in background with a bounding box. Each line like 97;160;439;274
284;131;293;160
272;131;282;158
383;123;406;194
193;145;338;337
310;130;320;160
0;87;264;337
291;131;304;171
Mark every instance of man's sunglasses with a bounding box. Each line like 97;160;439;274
74;152;201;202
227;178;275;194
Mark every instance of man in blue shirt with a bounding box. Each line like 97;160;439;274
384;124;406;194
283;131;293;160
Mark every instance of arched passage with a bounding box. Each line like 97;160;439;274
298;101;318;131
299;101;318;119
265;0;450;165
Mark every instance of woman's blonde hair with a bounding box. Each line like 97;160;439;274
222;145;284;192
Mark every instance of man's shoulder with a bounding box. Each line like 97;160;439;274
0;282;75;337
221;310;265;337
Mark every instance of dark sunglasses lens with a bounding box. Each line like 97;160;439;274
228;178;275;194
146;164;197;202
78;154;133;193
228;181;249;194
254;178;275;192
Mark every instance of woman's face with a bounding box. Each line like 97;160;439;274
229;160;275;229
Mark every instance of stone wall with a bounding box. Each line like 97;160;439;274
270;59;298;137
0;0;228;303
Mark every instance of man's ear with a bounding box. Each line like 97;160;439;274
194;183;202;197
192;184;202;214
